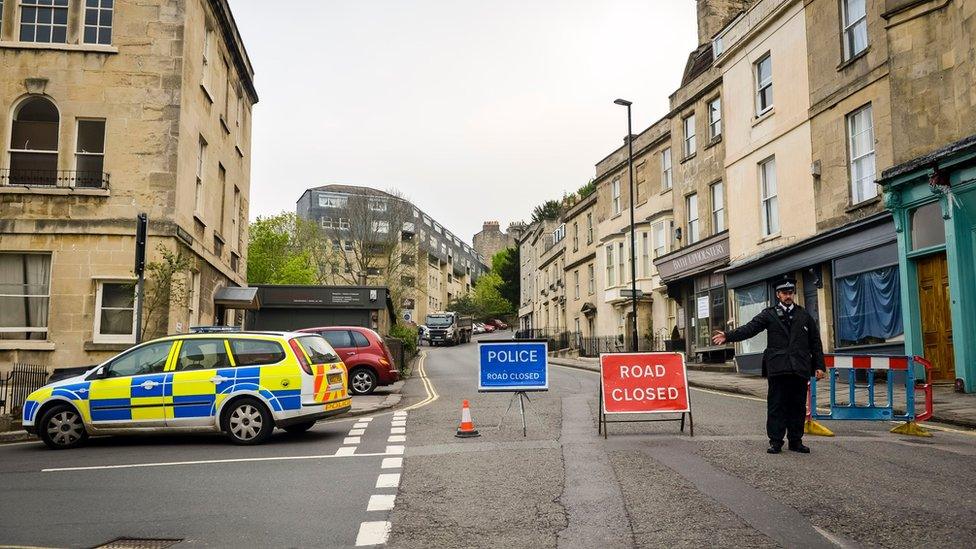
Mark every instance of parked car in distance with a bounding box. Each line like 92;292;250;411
489;319;509;330
472;323;486;334
483;323;497;333
23;331;351;449
418;324;429;344
297;326;399;395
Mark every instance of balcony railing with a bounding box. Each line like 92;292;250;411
0;169;110;190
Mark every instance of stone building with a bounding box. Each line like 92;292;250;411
879;0;976;391
0;0;256;371
296;184;488;326
472;221;515;267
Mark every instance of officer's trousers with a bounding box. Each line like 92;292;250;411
767;374;808;446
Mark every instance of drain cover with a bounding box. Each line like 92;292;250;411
93;538;183;549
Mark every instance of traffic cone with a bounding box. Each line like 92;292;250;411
455;400;480;438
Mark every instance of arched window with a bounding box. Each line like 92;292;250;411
9;96;59;186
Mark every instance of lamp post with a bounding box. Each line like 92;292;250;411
614;98;639;352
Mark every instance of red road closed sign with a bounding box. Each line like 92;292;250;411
601;352;690;414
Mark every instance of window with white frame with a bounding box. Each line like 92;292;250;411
574;270;580;299
572;222;579;251
848;104;877;204
708;98;722;139
636;162;646;203
842;0;868;61
83;0;114;45
653;221;667;258
372;220;390;234
94;280;137;343
74;119;106;187
202;24;215;92
20;0;68;43
586;213;594;244
760;158;779;236
320;217;351;230
612;178;621;215
686;193;700;244
661;148;673;190
189;271;201;327
683;113;696;157
606;245;615;286
755;54;773;115
641;231;650;276
318;194;347;208
618;242;625;285
587;264;595;294
368;199;388;212
195;136;206;216
711;181;725;233
0;253;51;340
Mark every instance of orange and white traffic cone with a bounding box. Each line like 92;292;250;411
455;400;480;438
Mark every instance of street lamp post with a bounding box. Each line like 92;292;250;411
614;98;639;353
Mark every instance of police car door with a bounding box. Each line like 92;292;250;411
87;341;175;429
166;338;234;428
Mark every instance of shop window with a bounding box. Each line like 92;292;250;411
0;253;51;340
910;202;945;250
733;283;769;355
835;266;903;347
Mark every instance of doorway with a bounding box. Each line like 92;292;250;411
916;252;955;381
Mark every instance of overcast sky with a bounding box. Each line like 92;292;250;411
232;0;698;245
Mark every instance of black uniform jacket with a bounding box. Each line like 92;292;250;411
724;304;827;378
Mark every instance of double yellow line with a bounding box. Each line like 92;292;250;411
403;351;438;411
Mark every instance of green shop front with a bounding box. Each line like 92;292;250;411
880;135;976;392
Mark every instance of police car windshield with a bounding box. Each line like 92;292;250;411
426;316;453;327
297;336;340;364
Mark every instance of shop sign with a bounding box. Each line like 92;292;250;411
656;236;729;281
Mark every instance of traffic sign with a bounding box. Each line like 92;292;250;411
478;340;548;392
600;352;690;414
619;288;643;299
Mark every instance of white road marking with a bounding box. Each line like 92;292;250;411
366;494;396;511
42;451;399;472
386;445;405;455
390;427;406;434
353;422;369;429
393;411;407;417
392;420;406;427
335;447;356;457
388;435;406;443
348;428;366;436
343;436;361;445
381;457;403;469
355;521;391;546
376;473;401;488
359;417;373;422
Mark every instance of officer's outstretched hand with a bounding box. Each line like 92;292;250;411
711;330;726;345
815;369;826;380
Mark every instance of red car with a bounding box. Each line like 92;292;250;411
483;323;496;333
297;326;399;395
489;319;509;330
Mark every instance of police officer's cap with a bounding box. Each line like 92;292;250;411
774;276;797;292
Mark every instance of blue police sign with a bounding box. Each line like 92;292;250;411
478;340;549;392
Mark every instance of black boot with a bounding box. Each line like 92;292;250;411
767;443;782;454
788;441;810;453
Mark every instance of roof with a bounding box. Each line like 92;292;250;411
681;43;714;87
307;184;401;200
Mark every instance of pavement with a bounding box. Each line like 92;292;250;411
549;356;976;430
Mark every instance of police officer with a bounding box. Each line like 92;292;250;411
711;276;826;454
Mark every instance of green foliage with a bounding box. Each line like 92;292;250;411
531;199;563;224
472;272;514;319
247;213;320;285
491;247;519;308
142;244;193;339
577;179;596;199
388;323;418;355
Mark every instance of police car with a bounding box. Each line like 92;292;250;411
22;331;352;449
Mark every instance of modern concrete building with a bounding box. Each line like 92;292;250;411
0;0;257;371
296;184;488;325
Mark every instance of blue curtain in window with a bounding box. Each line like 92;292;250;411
837;267;903;342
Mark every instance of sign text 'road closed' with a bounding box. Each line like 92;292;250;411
600;352;690;414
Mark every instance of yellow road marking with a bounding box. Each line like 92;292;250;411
403;352;438;411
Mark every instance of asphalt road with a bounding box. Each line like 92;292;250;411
390;334;976;548
0;406;407;547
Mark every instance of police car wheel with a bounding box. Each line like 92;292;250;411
283;421;316;434
349;367;377;395
223;398;273;445
38;404;88;450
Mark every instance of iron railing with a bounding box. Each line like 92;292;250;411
515;329;671;356
0;364;48;416
0;169;110;189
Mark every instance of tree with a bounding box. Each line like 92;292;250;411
577;179;596;199
531;199;563;224
472;272;514;319
491;247;519;309
141;244;193;340
246;213;328;285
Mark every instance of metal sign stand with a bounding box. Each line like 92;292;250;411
497;390;533;437
598;378;694;439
